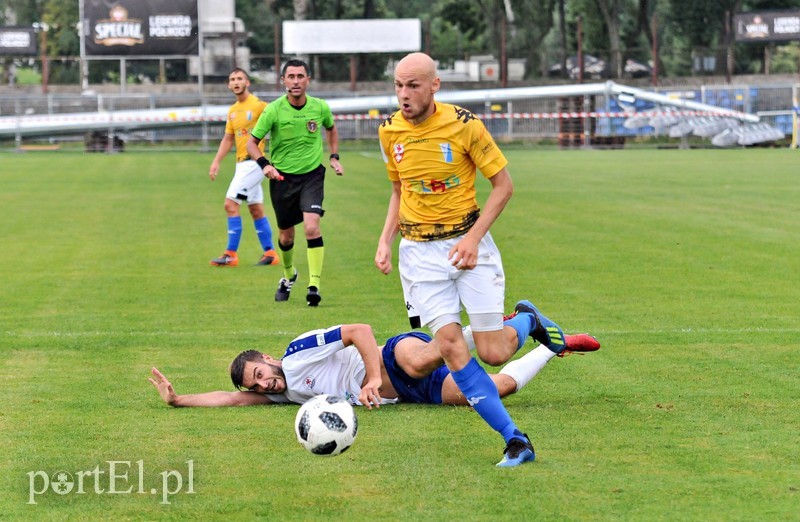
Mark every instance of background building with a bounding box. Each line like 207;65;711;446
189;0;250;78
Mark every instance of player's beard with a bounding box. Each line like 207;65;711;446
264;363;287;394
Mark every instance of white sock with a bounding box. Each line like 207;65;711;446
462;325;476;352
499;345;557;392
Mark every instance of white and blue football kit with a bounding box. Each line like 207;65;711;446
272;326;451;406
276;326;398;406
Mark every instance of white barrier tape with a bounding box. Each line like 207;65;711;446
333;110;747;121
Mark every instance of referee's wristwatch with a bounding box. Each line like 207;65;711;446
329;153;340;162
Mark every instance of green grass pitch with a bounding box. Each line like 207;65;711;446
1;147;798;520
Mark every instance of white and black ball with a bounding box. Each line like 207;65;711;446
294;394;358;456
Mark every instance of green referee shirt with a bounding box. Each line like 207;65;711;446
250;95;335;174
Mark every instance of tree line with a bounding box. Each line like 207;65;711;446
2;0;799;84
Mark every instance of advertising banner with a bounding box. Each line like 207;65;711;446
283;19;421;54
734;11;800;42
0;27;37;55
83;0;198;57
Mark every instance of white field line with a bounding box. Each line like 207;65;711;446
4;327;800;339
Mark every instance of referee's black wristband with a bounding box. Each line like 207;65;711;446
256;157;271;169
329;153;340;161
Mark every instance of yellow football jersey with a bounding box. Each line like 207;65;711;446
225;94;267;162
378;102;508;241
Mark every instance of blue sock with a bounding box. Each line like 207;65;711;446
450;358;521;444
253;217;274;250
504;313;534;352
226;216;242;252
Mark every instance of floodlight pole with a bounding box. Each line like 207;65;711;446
725;11;732;84
120;58;126;94
651;13;658;87
424;19;431;54
350;55;357;92
197;0;208;152
577;16;584;84
274;23;281;91
79;0;88;91
39;25;48;95
501;16;508;88
231;21;237;69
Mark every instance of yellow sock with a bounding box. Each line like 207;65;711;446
307;240;324;289
279;242;294;280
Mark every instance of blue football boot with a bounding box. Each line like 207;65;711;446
514;300;566;355
496;434;536;468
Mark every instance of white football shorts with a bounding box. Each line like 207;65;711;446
398;232;505;332
225;160;264;205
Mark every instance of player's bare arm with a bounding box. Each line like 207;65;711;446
149;367;273;407
326;125;344;175
449;168;513;270
339;324;383;409
375;181;402;275
209;133;235;181
245;135;283;181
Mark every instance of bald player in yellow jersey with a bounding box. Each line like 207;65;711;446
375;52;571;468
208;68;278;267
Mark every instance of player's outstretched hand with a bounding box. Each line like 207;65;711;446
149;367;178;406
358;378;382;410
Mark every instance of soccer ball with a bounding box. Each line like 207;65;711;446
294;394;358;456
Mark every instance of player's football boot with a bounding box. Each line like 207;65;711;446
256;249;280;266
306;286;322;307
210;251;238;267
496;434;536;467
275;270;298;302
514;300;566;355
505;308;600;356
560;333;601;358
502;311;518;322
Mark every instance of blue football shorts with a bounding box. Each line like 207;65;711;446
382;332;450;405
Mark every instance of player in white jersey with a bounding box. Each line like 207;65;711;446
149;305;600;409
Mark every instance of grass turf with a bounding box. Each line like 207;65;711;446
1;147;798;520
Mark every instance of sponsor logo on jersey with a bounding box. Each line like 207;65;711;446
393;143;404;163
316;333;325;346
454;106;477;124
403;173;461;193
440;143;453;163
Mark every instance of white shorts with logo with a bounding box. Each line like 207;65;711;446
225;160;264;205
398;232;505;329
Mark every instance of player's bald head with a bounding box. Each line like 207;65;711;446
395;52;438;81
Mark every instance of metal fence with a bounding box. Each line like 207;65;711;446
0;82;797;150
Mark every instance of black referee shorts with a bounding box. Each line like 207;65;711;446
269;164;326;230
